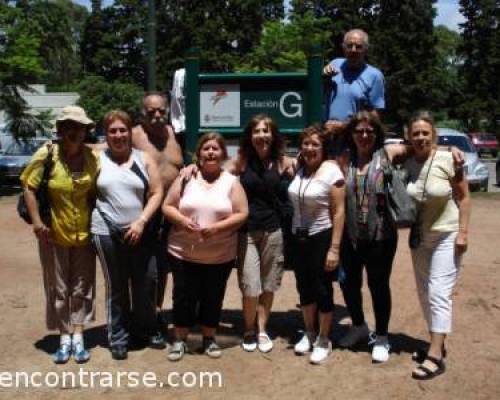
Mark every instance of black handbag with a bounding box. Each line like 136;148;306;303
381;151;417;229
17;144;54;225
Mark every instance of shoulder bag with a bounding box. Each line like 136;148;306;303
17;143;54;225
381;150;417;229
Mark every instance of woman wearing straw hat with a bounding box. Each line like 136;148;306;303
21;105;99;364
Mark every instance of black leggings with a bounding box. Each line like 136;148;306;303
169;254;233;328
291;229;336;313
340;237;397;336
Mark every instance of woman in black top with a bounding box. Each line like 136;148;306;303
227;114;294;353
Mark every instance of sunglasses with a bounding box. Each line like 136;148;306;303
353;128;375;135
108;127;128;134
146;107;167;116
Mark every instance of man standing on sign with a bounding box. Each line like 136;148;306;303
132;93;184;347
323;29;385;157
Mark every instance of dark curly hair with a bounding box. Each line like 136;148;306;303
239;114;284;161
343;111;386;158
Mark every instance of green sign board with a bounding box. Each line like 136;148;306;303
199;79;307;131
183;47;323;160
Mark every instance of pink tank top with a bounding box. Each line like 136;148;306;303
168;171;237;264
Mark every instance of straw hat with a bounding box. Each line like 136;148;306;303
56;106;94;129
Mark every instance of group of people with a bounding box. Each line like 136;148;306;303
20;28;470;381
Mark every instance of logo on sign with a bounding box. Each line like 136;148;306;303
211;90;228;106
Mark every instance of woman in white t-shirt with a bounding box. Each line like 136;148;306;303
288;125;346;365
404;111;470;380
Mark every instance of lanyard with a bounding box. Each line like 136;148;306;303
297;168;316;226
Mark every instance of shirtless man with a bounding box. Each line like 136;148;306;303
132;93;183;347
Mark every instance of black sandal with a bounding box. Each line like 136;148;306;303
412;344;447;364
412;356;446;380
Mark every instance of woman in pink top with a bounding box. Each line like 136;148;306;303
163;132;248;361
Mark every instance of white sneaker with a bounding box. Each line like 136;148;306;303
338;323;369;348
257;332;273;353
241;331;257;352
294;331;315;355
310;337;332;365
371;335;391;363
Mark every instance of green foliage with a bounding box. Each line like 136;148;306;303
0;2;47;140
76;76;144;126
458;0;500;133
26;0;88;88
290;0;377;59
236;12;332;72
369;0;438;129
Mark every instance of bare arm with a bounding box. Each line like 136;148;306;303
201;180;248;239
123;152;164;244
165;125;183;169
162;176;201;234
451;169;471;256
385;144;464;167
23;186;50;243
85;142;107;151
325;180;346;271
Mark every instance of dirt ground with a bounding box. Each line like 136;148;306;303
0;193;499;399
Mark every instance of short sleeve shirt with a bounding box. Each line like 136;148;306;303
326;58;385;122
405;151;459;232
288;162;344;236
20;144;99;246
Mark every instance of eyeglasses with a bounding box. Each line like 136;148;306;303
353;128;375;136
146;107;167;116
108;127;128;134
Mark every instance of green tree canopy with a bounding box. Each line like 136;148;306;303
76;75;144;127
235;12;332;72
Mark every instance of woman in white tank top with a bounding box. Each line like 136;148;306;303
90;110;163;361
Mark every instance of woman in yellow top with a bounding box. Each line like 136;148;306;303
403;111;470;380
21;106;99;364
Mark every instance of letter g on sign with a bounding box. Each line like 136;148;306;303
279;92;303;118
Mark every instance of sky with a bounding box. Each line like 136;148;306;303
73;0;465;32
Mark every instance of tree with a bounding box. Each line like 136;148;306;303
81;0;147;86
0;1;47;139
432;25;465;124
369;0;438;129
76;75;144;127
155;0;284;87
235;12;332;72
290;0;377;60
458;0;500;133
14;0;88;89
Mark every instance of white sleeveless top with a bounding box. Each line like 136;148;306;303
168;171;238;264
91;149;148;235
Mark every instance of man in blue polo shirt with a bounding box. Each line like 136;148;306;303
324;29;385;134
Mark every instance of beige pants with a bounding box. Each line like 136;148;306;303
38;240;96;332
237;229;284;297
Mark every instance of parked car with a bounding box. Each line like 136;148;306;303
469;132;498;158
437;128;489;192
496;156;500;186
0;138;48;186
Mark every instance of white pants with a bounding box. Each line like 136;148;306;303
411;231;461;334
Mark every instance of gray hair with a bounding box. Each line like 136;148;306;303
343;29;369;49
